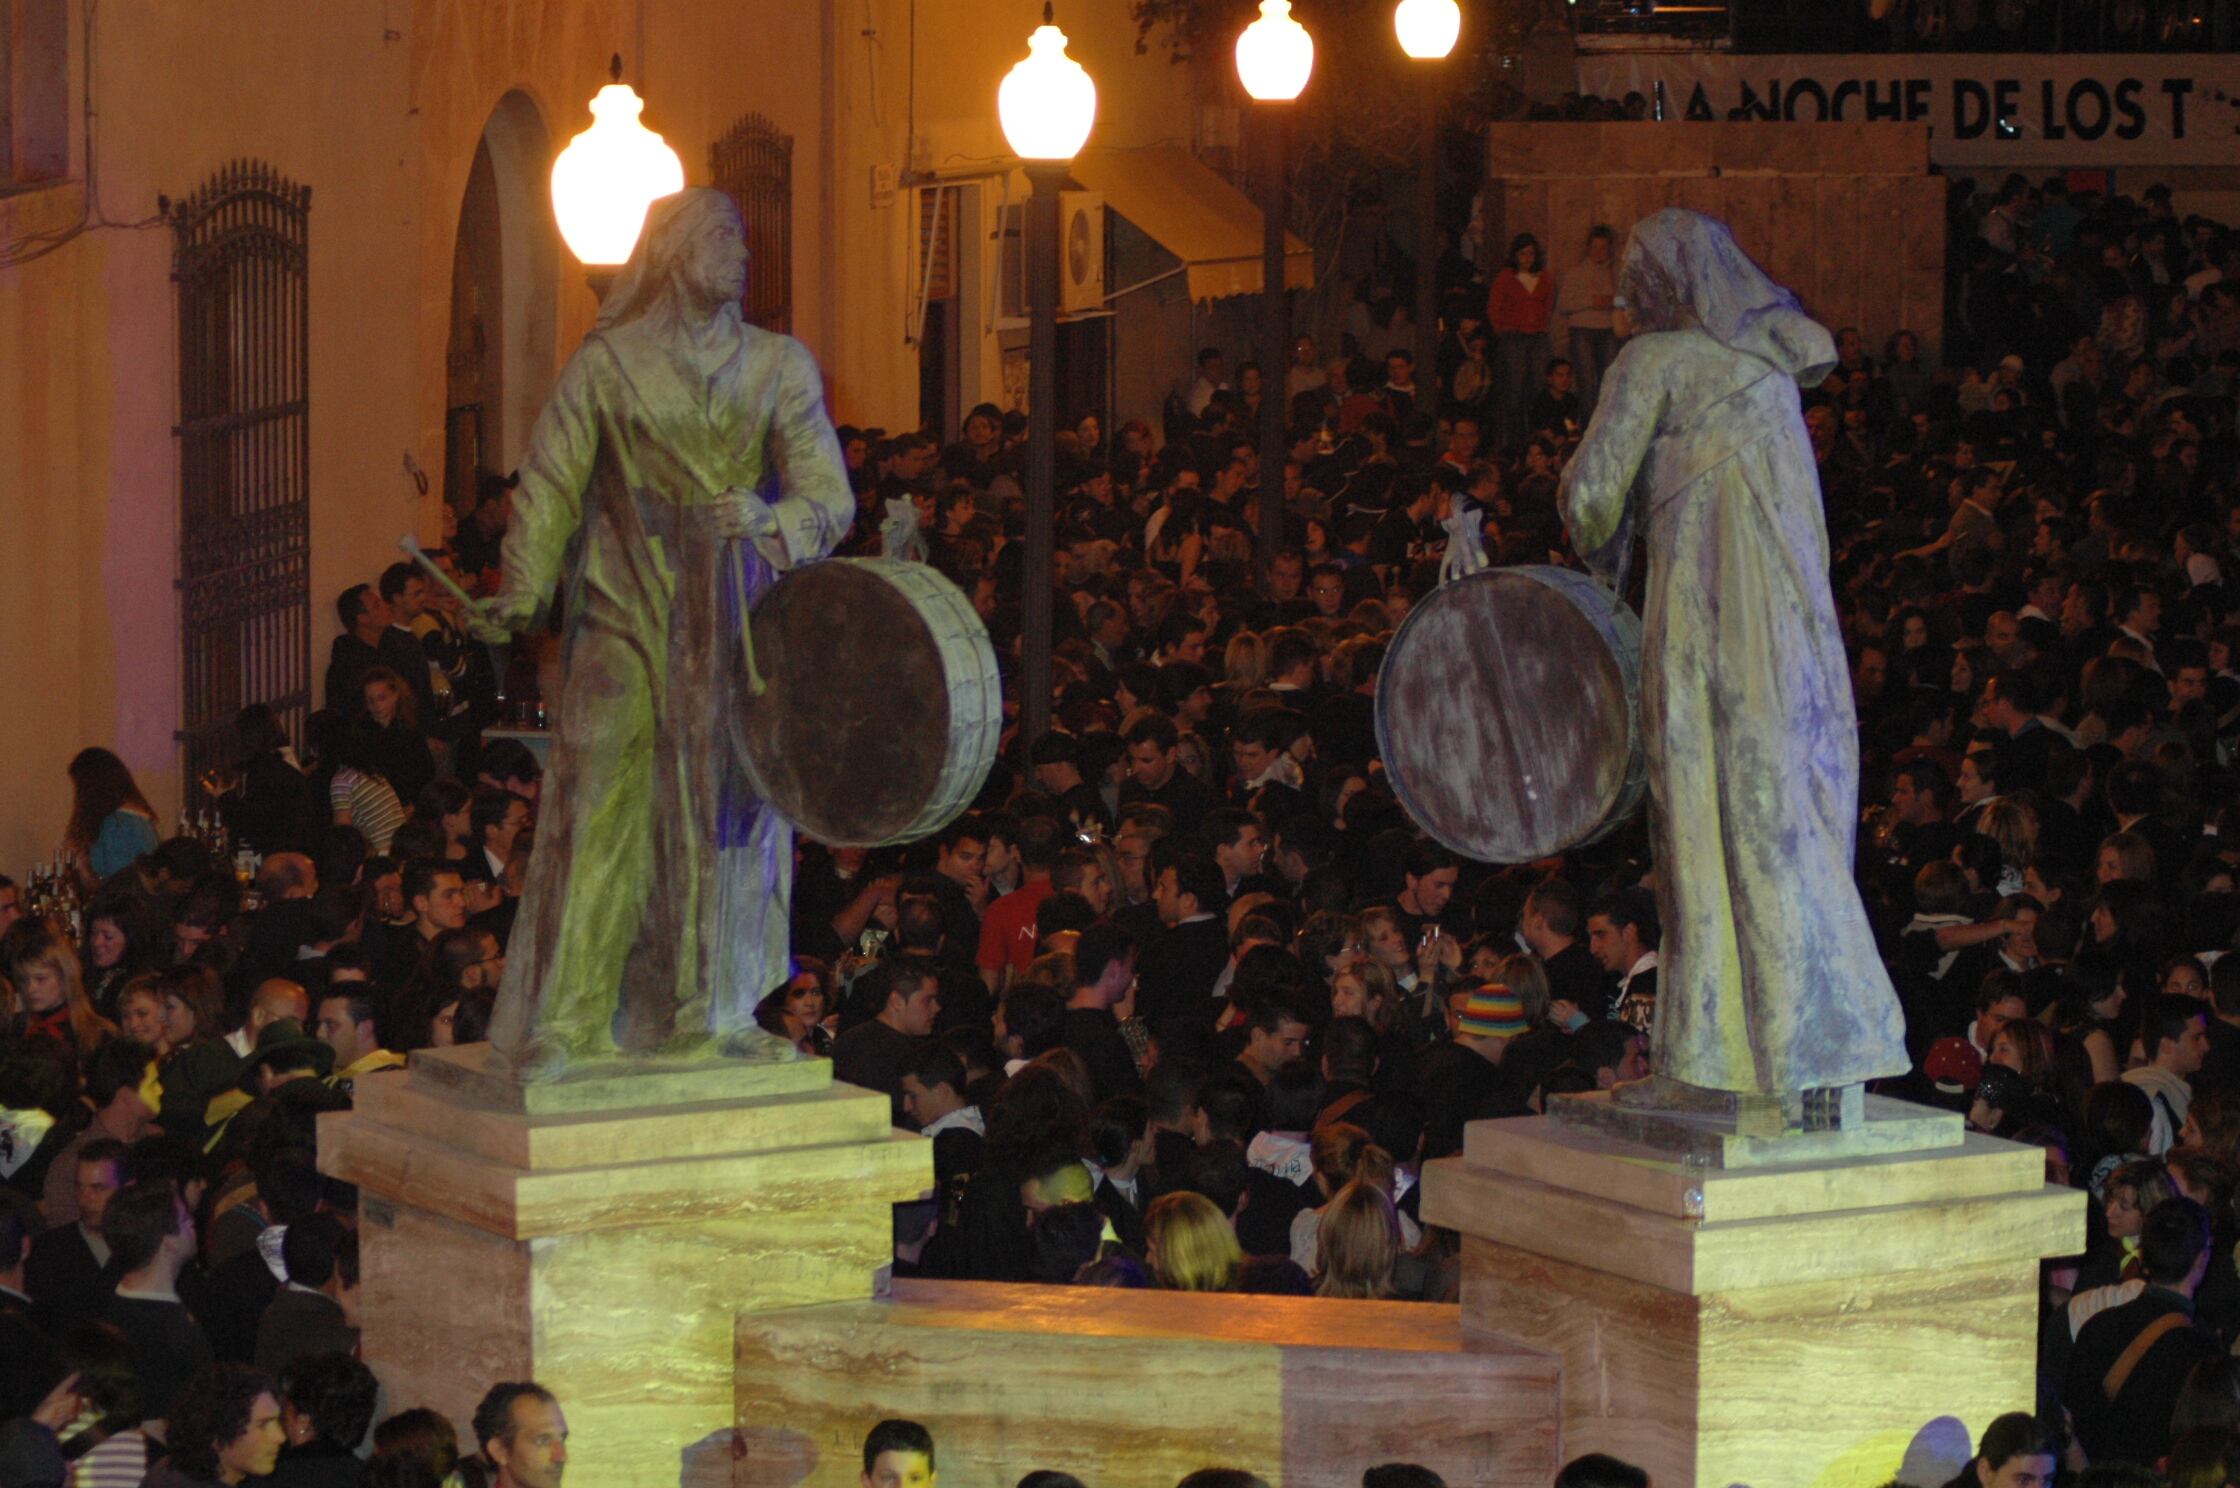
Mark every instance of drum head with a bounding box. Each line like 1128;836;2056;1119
740;561;987;847
1377;568;1637;864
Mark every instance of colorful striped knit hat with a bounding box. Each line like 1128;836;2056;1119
1457;982;1528;1040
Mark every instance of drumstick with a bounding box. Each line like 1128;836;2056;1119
396;535;490;618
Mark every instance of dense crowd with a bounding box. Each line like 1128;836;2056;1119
4;169;2240;1484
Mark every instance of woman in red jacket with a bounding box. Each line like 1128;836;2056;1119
1486;232;1555;451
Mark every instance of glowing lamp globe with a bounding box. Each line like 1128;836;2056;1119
550;80;686;267
999;8;1097;161
1235;0;1314;102
1394;0;1462;59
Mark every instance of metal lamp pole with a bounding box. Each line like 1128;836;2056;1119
1021;161;1066;748
1413;82;1441;390
1396;0;1461;407
1257;106;1291;577
997;3;1095;749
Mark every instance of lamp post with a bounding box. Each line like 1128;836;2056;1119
1395;0;1460;404
999;4;1097;749
1235;0;1313;578
550;55;686;300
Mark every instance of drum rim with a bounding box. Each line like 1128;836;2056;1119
1375;564;1642;865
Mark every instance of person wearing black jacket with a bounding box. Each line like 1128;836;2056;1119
322;586;387;717
2063;1196;2224;1468
264;1353;378;1488
1061;924;1144;1105
1134;852;1229;1030
143;1363;286;1488
920;1064;1086;1282
214;706;323;858
0;1189;59;1423
1520;882;1613;1027
353;670;436;808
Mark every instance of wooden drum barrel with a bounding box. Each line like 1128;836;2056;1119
738;557;1001;848
1375;564;1646;864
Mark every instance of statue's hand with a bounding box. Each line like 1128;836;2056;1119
467;588;537;645
713;488;781;541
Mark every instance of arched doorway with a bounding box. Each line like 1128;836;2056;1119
445;90;557;510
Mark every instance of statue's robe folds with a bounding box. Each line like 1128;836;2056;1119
1560;324;1909;1094
487;321;854;1072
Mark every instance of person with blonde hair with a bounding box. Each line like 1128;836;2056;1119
1291;1127;1422;1271
2097;830;2157;886
1145;1190;1242;1292
1976;799;2038;894
1314;1178;1402;1299
1330;960;1398;1033
115;973;174;1057
1222;630;1269;691
5;929;115;1065
1489;952;1553;1026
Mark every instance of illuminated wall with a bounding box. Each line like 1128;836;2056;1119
0;0;1196;875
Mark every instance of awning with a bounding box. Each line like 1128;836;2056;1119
1068;144;1314;303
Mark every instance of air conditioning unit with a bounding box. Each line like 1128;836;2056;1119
1060;190;1106;314
997;190;1108;323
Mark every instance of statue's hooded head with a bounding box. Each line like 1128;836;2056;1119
595;187;749;336
1614;209;1835;386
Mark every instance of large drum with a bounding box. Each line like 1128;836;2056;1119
738;557;1001;848
1375;564;1646;864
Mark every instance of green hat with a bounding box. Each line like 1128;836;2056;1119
236;1017;335;1094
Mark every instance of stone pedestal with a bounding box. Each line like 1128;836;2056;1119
1422;1103;2084;1488
319;1046;928;1488
733;1280;1563;1488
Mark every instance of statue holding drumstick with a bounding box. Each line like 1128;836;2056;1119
422;189;855;1082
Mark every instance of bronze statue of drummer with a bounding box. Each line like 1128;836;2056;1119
1558;210;1910;1114
469;188;857;1081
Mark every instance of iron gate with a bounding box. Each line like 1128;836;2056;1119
711;112;793;334
171;159;312;796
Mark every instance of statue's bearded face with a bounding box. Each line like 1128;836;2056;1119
681;211;750;306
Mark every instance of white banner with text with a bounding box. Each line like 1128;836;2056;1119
1575;53;2240;169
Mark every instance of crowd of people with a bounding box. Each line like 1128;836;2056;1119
2;169;2239;1483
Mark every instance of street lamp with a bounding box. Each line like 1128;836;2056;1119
998;4;1096;749
1235;0;1315;101
1395;0;1460;400
1394;0;1462;58
550;55;686;298
1235;0;1312;578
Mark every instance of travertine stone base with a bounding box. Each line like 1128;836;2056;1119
1552;1087;1961;1168
733;1280;1562;1488
1425;1111;2083;1488
409;1041;821;1116
320;1046;928;1488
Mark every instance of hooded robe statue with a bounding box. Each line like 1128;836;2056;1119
1558;209;1909;1095
483;189;854;1078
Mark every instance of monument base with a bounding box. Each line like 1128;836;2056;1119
1549;1087;1962;1168
1423;1107;2083;1488
733;1280;1562;1488
319;1045;929;1488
